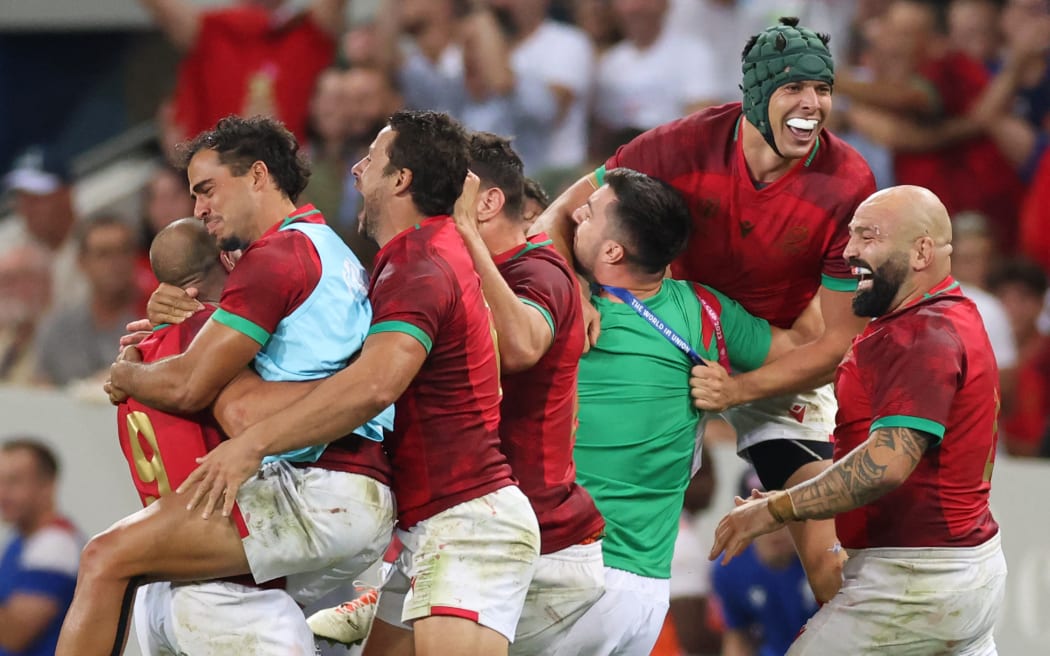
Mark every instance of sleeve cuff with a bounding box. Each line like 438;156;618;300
594;164;606;187
518;297;555;338
871;415;946;445
211;308;270;346
369;320;433;353
821;274;859;292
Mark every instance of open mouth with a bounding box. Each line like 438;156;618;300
786;117;818;140
853;264;873;291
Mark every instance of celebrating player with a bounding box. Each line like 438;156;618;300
533;17;876;602
179;111;540;656
57;116;395;655
710;185;1007;654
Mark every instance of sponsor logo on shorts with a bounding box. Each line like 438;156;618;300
789;403;807;423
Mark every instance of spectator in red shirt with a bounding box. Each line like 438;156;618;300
988;258;1050;457
140;0;347;142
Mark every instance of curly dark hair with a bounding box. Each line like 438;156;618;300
385;110;469;217
468;131;525;220
177;115;310;202
605;168;692;275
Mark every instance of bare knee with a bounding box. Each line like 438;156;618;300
77;530;124;583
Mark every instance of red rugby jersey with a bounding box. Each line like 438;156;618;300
368;216;514;528
605;102;875;328
833;277;1000;549
495;235;604;554
212;205;391;483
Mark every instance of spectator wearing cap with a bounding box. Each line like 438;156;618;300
0;438;83;656
32;215;141;388
0;147;86;311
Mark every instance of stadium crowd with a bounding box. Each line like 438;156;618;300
0;0;1046;655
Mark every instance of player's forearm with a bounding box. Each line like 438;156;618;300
783;427;928;520
529;174;593;261
733;336;843;404
212;371;320;437
461;231;549;372
113;357;218;414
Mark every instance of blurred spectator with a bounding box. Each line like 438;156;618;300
0;245;52;386
133;163;194;303
487;0;595;173
303;67;353;224
376;0;465;114
0;438;82;656
33;216;141;388
1019;147;1050;271
948;0;1001;70
968;0;1050;178
838;0;1025;248
952;211;1019;410
0;146;86;310
710;468;818;656
141;0;346;143
988;259;1050;457
571;0;624;55
522;176;551;228
593;0;719;149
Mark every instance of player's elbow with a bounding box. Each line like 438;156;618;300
500;343;544;374
170;381;216;414
365;379;402;412
213;396;252;437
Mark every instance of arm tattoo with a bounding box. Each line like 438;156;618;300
790;426;932;521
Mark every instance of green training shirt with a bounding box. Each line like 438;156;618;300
575;279;771;578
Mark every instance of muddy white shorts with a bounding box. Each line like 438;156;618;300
133;580;317;656
789;533;1007;655
511;539;606;655
550;566;669;656
374;485;540;641
237;460;395;605
727;383;837;453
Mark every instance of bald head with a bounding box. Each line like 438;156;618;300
149;218;225;298
857;185;952;248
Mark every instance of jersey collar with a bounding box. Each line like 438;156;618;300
493;233;554;265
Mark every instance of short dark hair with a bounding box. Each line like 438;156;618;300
178;115;310;203
523;177;550;210
468;132;525;220
605;168;692;275
2;438;59;480
987;258;1049;298
385;110;469;217
75;214;136;256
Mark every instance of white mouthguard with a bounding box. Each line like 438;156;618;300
786;118;819;130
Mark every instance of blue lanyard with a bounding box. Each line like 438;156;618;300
601;285;707;367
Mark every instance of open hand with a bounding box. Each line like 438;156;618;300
177;435;263;519
709;496;780;565
147;283;203;326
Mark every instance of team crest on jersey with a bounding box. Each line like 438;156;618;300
789;403;807;423
780;226;810;255
739;220;755;238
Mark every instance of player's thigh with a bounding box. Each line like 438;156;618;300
512;540;606;656
168;581;316;656
239;462;394;592
84;494;247;581
398;486;540;641
551;567;669;656
362;617;415;656
415;616;509;656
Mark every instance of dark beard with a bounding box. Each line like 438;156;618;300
851;255;908;318
219;235;251;252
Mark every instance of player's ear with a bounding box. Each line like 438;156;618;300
477;187;504;223
393;167;413;195
602;239;626;265
911;235;934;270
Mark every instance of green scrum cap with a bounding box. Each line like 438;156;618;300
741;17;834;156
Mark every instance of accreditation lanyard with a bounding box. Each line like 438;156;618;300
601;285;730;371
